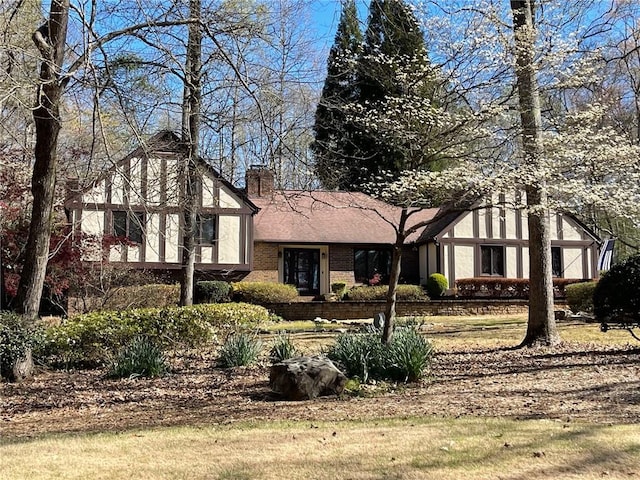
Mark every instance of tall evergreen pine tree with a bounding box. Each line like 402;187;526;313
312;0;362;190
352;0;440;188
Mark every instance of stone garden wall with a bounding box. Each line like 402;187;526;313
263;299;541;321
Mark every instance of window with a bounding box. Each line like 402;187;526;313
481;245;504;276
198;214;216;244
283;248;320;295
354;249;392;284
112;211;144;244
551;246;562;277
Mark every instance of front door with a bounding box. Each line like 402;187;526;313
283;248;320;295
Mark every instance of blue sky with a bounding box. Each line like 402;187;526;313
309;0;370;49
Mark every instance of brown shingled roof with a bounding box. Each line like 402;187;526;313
252;191;440;245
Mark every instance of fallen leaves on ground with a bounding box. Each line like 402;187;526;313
2;342;639;438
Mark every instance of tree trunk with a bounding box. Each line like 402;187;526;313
179;0;202;307
511;0;560;346
15;0;70;320
382;208;408;344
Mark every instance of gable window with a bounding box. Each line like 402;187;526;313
551;246;562;277
198;214;216;245
480;245;504;276
112;211;144;244
354;249;392;284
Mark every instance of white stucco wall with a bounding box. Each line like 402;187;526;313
454;245;475;280
220;185;242;208
147;157;163;206
561;217;584;241
84;181;105;204
202;175;216;207
505;209;517;239
218;215;240;264
521;247;529;277
453;214;474;238
145;213;161;262
506;246;518;278
165;159;180;206
563;248;584;278
165;214;180;262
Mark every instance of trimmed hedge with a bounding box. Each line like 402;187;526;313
565;281;597;313
195;281;231;304
102;283;180;311
43;302;270;368
232;281;299;304
455;277;593;299
346;284;426;301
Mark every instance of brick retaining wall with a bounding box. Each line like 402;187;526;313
264;299;537;321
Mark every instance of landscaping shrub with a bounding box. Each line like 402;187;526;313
43;302;270;368
327;326;433;383
0;312;43;381
425;273;448;298
102;283;180;311
385;326;434;382
331;282;348;300
231;281;298;304
107;335;168;379
346;284;426;301
217;333;263;367
194;281;231;304
565;281;597;313
455;277;590;299
269;332;299;363
326;327;385;382
594;254;640;323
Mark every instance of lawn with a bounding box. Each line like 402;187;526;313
2;315;639;480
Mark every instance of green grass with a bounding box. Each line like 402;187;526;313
1;417;639;480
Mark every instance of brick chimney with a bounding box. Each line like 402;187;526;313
245;165;274;197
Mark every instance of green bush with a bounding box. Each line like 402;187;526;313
218;333;263;367
0;312;43;381
594;255;640;323
346;284;426;301
385;326;434;382
231;281;298;304
269;332;299;363
43;302;270;368
327;326;433;383
326;327;385;382
103;284;180;311
107;336;168;379
194;281;231;304
425;273;448;298
565;281;597;313
331;282;348;299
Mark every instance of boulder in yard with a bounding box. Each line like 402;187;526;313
269;355;347;400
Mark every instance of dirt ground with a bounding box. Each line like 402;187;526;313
2;338;640;439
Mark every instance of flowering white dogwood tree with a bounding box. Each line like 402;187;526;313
344;0;640;345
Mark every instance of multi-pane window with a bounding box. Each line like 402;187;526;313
551;246;562;277
354;249;392;284
480;245;504;276
112;211;144;244
198;214;216;244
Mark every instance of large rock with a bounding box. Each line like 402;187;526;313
269;355;347;400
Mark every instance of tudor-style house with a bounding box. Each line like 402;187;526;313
66;132;600;295
65;131;258;280
243;166;600;296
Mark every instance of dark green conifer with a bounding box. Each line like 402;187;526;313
312;0;362;190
